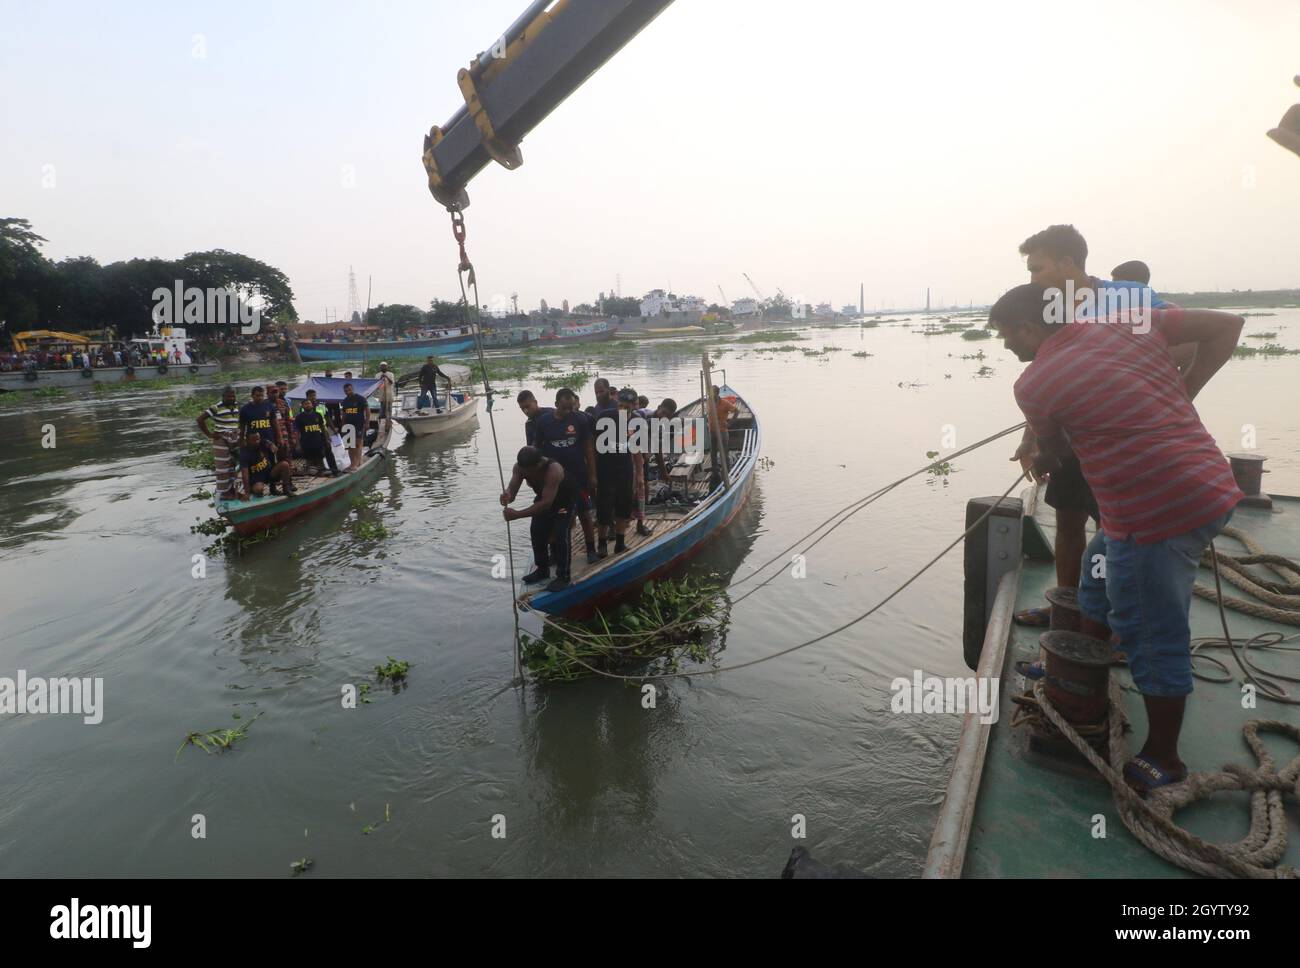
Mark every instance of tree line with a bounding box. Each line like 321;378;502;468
0;217;297;343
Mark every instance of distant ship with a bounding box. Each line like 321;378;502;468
481;319;618;349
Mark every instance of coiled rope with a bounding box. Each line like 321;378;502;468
1031;677;1300;879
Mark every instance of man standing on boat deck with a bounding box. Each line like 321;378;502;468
517;390;552;448
197;385;242;499
501;446;577;593
419;355;450;409
1010;226;1168;627
537;388;600;564
295;395;338;477
239;385;280;454
586;377;612;418
376;362;397;431
989;283;1244;796
592;388;643;556
340;382;370;471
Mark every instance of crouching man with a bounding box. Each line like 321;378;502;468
989;284;1244;796
238;431;295;499
500;446;577;594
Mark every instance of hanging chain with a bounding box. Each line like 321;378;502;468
447;206;521;682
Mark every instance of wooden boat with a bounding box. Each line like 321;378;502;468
394;387;478;437
613;325;705;341
1;361;220;391
519;377;759;618
214;377;395;536
292;327;477;362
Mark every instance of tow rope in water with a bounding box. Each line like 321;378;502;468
558;425;1032;680
553;422;1028;657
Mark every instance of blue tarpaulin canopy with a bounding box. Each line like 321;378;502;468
285;377;381;403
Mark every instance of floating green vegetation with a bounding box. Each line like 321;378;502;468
1246;332;1279;340
183;487;213;504
353;520;389;540
821;345;845;352
374;657;409;683
1232;342;1298;358
733;329;806;343
960;328;993;340
519;575;729;682
754;344;802;353
162;394;212;418
290;858;314;876
191;516;228;537
177;712;263;758
800;348;829;357
956;349;987;361
860;320;879;328
349;492;382;511
0;386;67;408
851;351;873;358
918;321;973;336
181;439;216;470
925;450;956;480
541;370;592;390
974;365;995;378
191;515;282;553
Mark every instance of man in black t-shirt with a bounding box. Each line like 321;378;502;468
340;382;370;471
238;431;295;498
239;385;280;452
295;397;339;476
517;390;552;448
419;355;450;409
540;388;599;563
501;446;577;593
592;388;643;555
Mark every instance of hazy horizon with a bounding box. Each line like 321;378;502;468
4;0;1299;320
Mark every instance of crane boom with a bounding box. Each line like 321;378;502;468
742;272;765;301
422;0;674;209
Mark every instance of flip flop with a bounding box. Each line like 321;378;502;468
1014;660;1045;680
1123;756;1187;798
1013;606;1051;628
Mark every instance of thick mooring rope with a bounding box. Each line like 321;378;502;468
1031;678;1300;879
1194;525;1300;626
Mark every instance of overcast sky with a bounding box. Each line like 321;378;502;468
4;0;1298;319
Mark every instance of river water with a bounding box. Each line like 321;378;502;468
2;313;1297;877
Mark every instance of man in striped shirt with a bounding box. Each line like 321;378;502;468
990;284;1244;794
197;385;242;499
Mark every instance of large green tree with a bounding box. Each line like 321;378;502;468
0;219;300;341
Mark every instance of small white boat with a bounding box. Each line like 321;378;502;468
394;387;478;436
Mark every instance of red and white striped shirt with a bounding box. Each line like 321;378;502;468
1014;308;1241;544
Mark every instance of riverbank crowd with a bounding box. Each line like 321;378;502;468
2;343;204;372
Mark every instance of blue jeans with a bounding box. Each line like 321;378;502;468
1077;511;1233;697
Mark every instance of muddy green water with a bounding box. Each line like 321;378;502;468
2;314;1297;876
